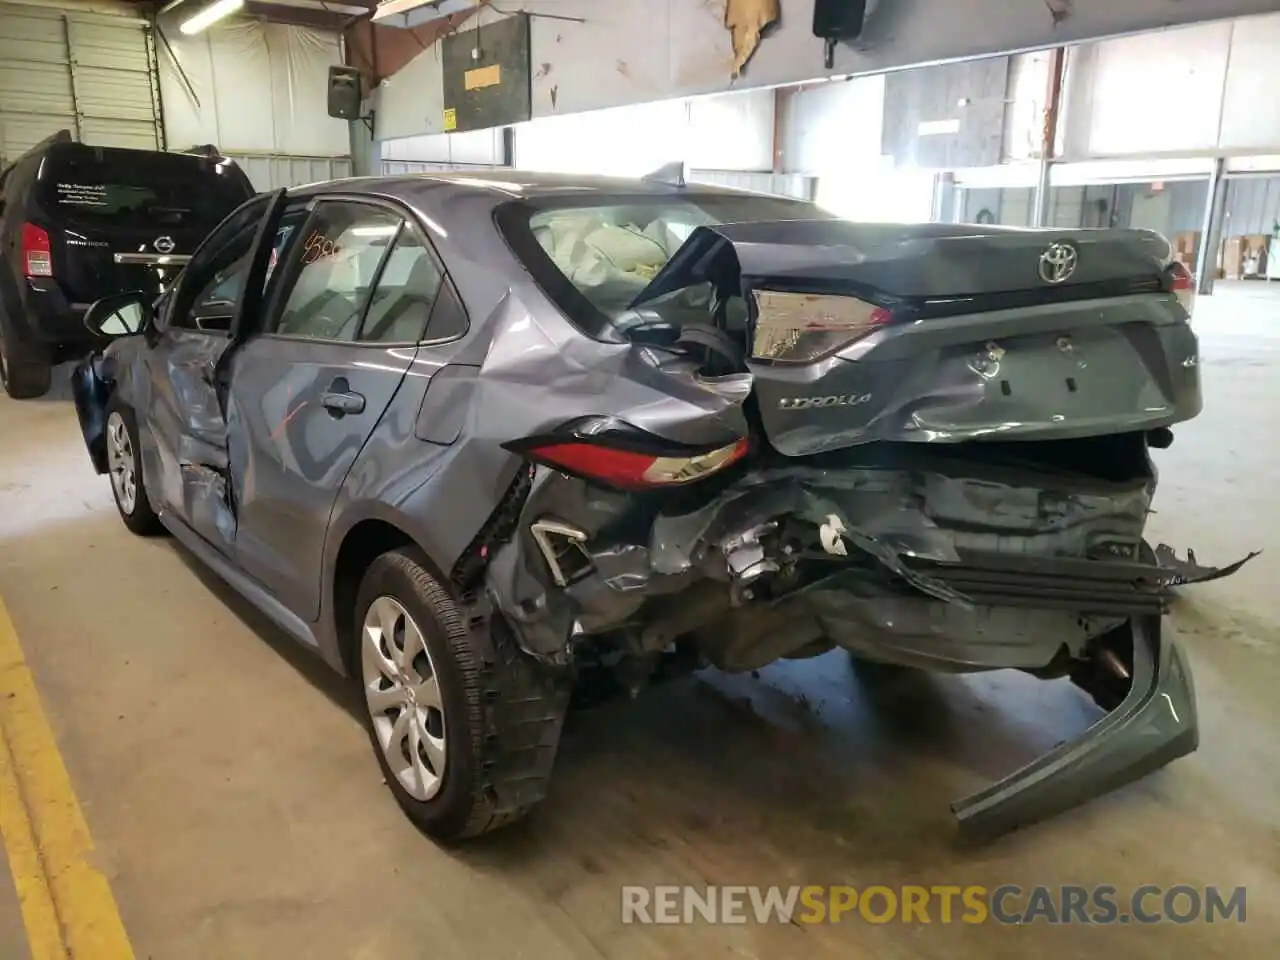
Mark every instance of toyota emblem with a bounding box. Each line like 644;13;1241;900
1038;242;1078;284
154;236;176;254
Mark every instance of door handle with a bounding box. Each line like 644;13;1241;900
321;388;366;416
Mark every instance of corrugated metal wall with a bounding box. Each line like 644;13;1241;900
687;170;815;201
1224;176;1280;236
227;153;353;191
0;4;159;165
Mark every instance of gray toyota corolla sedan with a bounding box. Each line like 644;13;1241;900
70;170;1251;843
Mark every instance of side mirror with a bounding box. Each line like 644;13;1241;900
83;291;153;338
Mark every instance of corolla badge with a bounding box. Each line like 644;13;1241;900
153;236;176;254
1038;242;1078;284
778;393;872;410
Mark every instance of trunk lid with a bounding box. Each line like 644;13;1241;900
630;220;1198;456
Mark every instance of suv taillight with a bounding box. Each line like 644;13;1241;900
21;223;53;278
1169;261;1195;318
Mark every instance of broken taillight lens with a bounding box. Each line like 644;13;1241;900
751;289;892;364
21;223;53;278
508;431;750;492
1168;261;1195;318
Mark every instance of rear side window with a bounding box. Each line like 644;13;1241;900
359;230;448;344
37;149;250;229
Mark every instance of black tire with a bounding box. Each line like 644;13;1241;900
355;549;572;842
104;398;165;536
0;310;52;399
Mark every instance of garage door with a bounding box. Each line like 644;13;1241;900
0;3;161;165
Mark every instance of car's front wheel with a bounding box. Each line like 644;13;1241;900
355;549;571;842
104;399;164;536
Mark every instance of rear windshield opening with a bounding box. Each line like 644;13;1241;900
39;150;250;228
495;192;831;339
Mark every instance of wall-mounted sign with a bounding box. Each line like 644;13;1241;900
441;12;530;133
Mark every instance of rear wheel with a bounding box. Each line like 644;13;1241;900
356;549;572;842
105;399;164;536
0;311;52;399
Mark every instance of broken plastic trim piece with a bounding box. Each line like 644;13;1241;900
1153;543;1261;586
530;519;591;588
951;614;1196;840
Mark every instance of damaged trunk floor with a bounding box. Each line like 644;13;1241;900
1;307;1278;957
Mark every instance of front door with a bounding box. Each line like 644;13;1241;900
227;198;450;620
136;192;287;555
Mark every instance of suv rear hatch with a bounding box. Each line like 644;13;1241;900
630;220;1201;456
29;144;254;304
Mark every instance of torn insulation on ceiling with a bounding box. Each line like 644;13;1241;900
725;0;781;77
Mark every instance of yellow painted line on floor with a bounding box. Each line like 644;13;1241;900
0;595;135;960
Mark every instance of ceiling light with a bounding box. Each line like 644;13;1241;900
180;0;245;35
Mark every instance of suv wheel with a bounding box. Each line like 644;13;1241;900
355;549;571;842
104;399;164;536
0;312;52;400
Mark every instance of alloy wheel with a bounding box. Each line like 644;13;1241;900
361;595;448;801
105;411;138;515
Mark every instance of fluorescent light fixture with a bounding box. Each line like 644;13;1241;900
180;0;245;35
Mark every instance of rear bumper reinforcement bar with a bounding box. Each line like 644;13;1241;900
905;550;1173;616
951;613;1197;839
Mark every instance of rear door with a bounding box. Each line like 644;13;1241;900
226;197;446;620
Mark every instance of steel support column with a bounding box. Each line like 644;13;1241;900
1032;48;1066;228
1196;158;1228;296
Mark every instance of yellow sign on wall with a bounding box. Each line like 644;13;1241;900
443;108;457;132
464;63;502;91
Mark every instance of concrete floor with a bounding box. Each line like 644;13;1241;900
0;285;1277;958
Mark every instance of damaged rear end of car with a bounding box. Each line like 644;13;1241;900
470;208;1252;838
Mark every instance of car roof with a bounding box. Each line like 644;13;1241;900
283;169;757;204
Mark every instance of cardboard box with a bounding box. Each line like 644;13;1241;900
1222;236;1249;279
1241;234;1270;278
1171;231;1201;271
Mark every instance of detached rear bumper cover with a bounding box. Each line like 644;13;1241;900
486;448;1255;838
953;613;1196;839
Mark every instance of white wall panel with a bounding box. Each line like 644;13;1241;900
1060;21;1232;158
383;129;505;165
1218;14;1280;150
687;169;815;200
778;75;885;175
376;40;444;140
513;99;691;176
687;90;774;171
226;152;353;191
158;19;349;156
1056;12;1280;159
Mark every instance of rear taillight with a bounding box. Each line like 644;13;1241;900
21;223;53;278
1168;261;1195;318
751;289;892;364
508;430;750;492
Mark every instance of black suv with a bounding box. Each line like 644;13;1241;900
0;132;255;398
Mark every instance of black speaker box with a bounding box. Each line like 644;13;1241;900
327;65;363;121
